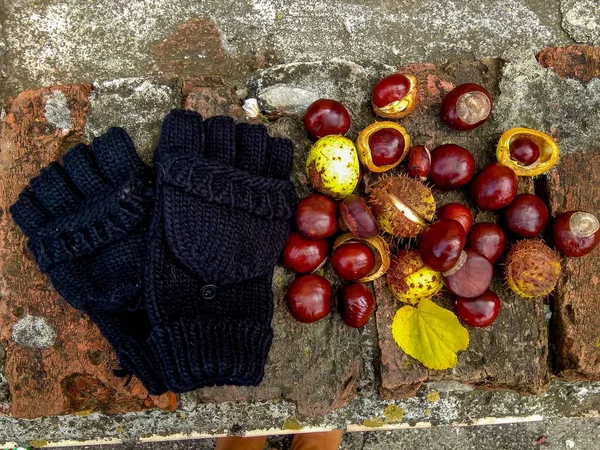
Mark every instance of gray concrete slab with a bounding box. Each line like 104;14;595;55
1;0;573;97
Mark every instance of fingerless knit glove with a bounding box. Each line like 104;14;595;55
145;110;296;392
10;129;167;395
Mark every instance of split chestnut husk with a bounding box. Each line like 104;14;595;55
357;121;410;172
333;233;391;282
372;73;418;119
368;175;436;238
496;128;560;176
386;249;443;305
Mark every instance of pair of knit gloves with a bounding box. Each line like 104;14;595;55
10;110;296;395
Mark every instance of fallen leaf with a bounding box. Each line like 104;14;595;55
391;297;469;370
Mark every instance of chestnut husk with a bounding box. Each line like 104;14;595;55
333;233;391;282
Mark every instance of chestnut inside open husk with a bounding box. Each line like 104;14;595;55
333;233;391;282
368;175;436;238
357;122;410;172
496;128;560;177
372;73;418;119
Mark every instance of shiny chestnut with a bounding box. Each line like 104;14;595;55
466;223;506;264
444;249;493;299
441;83;492;131
419;219;467;272
469;163;518;210
552;210;600;257
509;137;539;166
304;99;351;140
339;283;375;328
429;144;475;190
503;194;549;238
340;194;379;238
282;232;328;273
295;194;338;239
437;203;473;234
330;242;376;281
287;274;332;323
406;145;431;181
356;122;410;172
372;73;418;119
454;290;501;328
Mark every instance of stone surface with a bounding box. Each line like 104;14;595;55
48;417;600;450
372;60;547;398
2;381;600;447
188;267;365;419
85;78;181;163
0;85;173;418
561;0;600;45
546;151;600;380
182;77;246;120
11;316;57;349
536;45;600;82
2;1;570;97
493;49;600;157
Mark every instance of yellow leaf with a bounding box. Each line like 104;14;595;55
391;297;469;370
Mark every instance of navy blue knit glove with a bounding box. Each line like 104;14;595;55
10;129;167;395
145;109;295;392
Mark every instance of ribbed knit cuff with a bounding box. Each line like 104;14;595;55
148;317;273;393
91;312;169;396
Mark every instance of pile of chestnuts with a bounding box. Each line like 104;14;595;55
281;72;600;332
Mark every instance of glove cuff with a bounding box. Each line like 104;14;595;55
90;312;169;395
148;317;273;393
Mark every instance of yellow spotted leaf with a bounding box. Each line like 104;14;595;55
391;298;469;370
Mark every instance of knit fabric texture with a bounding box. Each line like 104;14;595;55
10;128;167;395
145;109;296;392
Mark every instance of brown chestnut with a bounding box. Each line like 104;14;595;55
469;163;518;210
509;137;540;166
330;242;376;281
454;290;501;328
419;219;467;272
295;194;338;239
441;83;492;131
339;283;375;328
372;73;418;119
357;122;410;172
444;249;493;299
304;99;351;140
282;232;328;273
551;211;600;257
503;194;549;238
287;274;332;323
429;144;475;190
437;203;473;234
466;223;506;264
406;145;431;181
340;194;379;238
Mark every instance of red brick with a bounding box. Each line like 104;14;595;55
546;151;600;380
0;86;173;418
537;45;600;82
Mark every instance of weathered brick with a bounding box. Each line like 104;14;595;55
376;61;549;398
0;86;174;418
546;151;600;380
536;45;600;82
